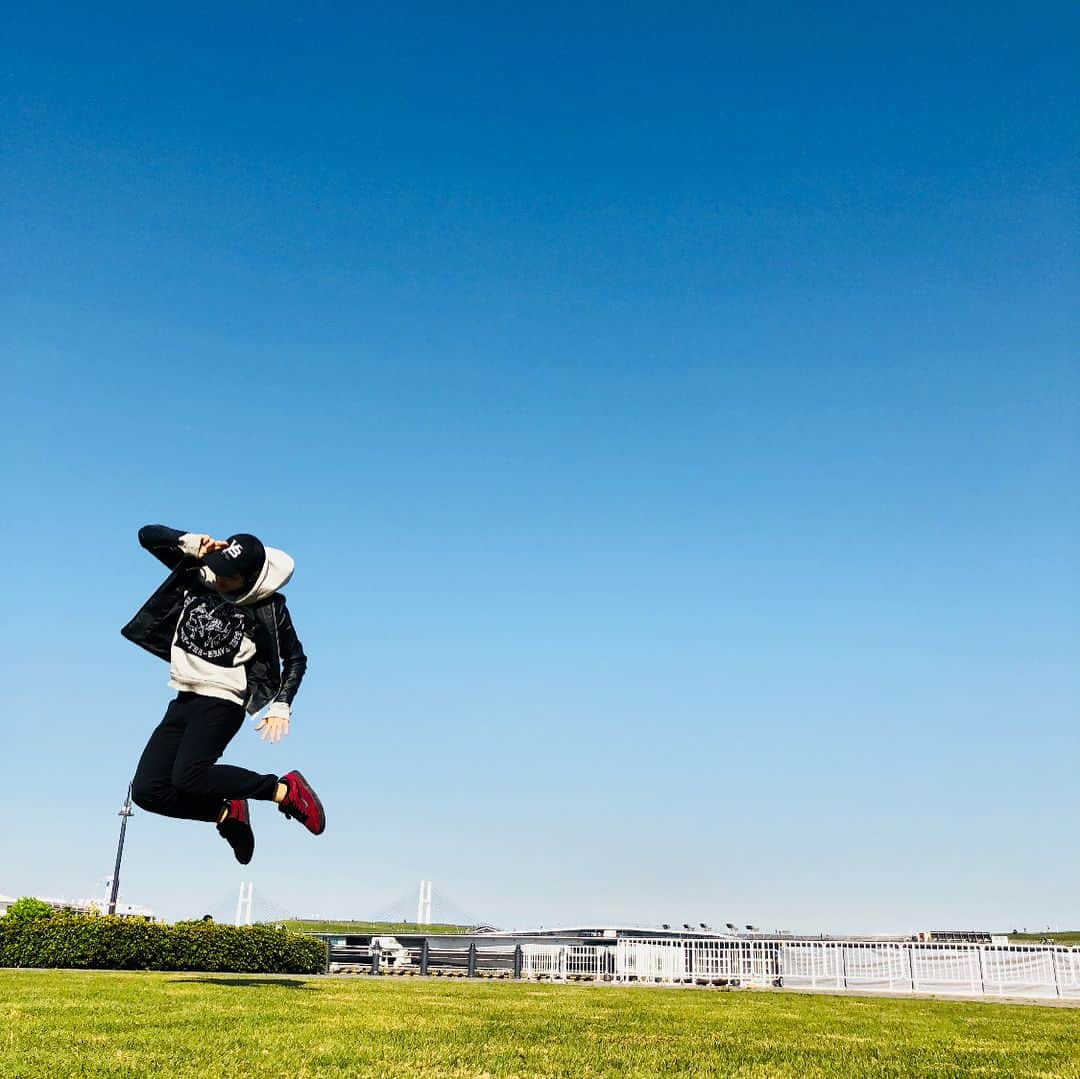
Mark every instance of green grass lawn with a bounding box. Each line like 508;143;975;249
3;970;1079;1078
1010;931;1080;946
281;919;474;936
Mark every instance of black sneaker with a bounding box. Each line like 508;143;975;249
217;799;255;865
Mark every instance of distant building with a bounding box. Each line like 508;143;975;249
918;930;999;945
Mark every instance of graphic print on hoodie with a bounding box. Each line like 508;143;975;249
169;591;257;704
177;594;252;665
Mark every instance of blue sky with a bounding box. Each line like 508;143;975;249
2;3;1077;932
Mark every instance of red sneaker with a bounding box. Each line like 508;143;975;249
217;799;255;865
278;771;326;835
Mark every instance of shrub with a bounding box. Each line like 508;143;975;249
0;915;327;974
3;897;56;922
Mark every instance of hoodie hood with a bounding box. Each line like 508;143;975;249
232;546;295;605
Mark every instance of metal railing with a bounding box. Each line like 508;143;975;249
522;938;1080;1000
319;933;1080;1000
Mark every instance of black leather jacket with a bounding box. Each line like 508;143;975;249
121;525;307;716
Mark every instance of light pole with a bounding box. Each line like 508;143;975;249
108;782;134;916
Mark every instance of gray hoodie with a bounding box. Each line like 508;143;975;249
166;533;295;719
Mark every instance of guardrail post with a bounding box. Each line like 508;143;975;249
976;946;986;995
467;942;477;978
420;938;429;976
370;943;381;976
513;944;523;979
1050;947;1062;999
841;944;848;989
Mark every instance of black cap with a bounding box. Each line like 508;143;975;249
203;533;266;581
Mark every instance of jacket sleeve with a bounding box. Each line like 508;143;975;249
138;525;202;571
265;596;308;720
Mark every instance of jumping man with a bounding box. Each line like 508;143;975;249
123;525;325;864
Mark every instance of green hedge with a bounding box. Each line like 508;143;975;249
0;915;327;974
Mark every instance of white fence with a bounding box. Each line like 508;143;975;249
521;938;1080;1001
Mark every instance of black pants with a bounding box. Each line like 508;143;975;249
132;693;279;822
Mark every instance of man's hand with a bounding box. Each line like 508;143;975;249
197;535;228;560
256;715;289;744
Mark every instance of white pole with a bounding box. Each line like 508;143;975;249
235;882;253;927
416;880;432;925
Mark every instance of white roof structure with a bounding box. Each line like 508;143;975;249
0;894;153;919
